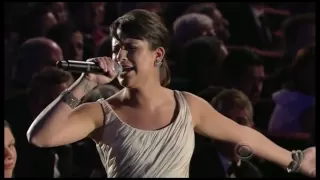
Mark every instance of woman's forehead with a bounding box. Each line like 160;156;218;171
4;128;14;140
112;37;143;46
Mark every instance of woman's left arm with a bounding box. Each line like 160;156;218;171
184;92;315;177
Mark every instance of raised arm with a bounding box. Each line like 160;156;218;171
27;57;118;147
183;92;315;177
27;75;101;147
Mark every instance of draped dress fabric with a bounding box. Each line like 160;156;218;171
95;90;195;178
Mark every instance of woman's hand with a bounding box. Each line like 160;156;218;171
85;57;119;85
299;147;316;177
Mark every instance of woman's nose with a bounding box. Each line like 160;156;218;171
4;147;13;160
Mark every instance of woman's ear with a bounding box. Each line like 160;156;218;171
154;47;165;62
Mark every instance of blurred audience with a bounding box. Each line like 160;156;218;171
173;13;215;45
96;36;112;57
46;22;84;61
211;89;262;177
221;47;265;104
68;2;107;46
46;2;69;24
4;120;17;178
175;36;227;93
11;37;63;94
185;3;230;43
18;5;57;45
268;45;315;133
281;13;315;65
220;2;275;50
5;68;74;177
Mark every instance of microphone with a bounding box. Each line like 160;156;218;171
56;59;123;76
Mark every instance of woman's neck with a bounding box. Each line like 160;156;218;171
123;82;165;108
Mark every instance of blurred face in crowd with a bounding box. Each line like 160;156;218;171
92;2;105;27
237;65;265;104
4;127;16;178
43;12;58;33
211;8;230;43
227;108;253;128
59;31;84;61
215;106;253;161
49;41;64;64
199;43;228;86
70;31;84;61
51;2;68;23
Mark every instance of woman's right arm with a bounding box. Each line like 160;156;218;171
27;75;103;147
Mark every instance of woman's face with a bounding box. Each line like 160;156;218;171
4;127;17;178
112;30;165;88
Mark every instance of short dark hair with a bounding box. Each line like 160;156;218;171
110;9;171;87
18;4;53;43
46;22;80;46
96;36;113;57
28;68;74;100
14;37;59;88
282;13;315;44
222;47;263;86
181;36;226;78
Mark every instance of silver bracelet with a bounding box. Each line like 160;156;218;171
286;150;304;173
61;90;80;109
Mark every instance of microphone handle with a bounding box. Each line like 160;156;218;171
57;60;104;74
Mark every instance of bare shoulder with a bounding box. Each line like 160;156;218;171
181;91;208;106
180;91;209;126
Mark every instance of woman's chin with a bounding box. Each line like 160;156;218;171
118;77;134;88
4;170;13;178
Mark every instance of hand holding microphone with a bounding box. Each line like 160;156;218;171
56;57;123;85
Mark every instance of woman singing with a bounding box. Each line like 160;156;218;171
27;9;315;178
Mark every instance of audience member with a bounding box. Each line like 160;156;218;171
11;37;63;92
185;3;230;43
4;120;17;178
221;47;265;105
210;89;262;177
49;2;69;24
220;2;274;50
18;5;57;45
174;36;227;93
46;22;84;61
68;2;108;46
281;13;315;65
173;13;215;45
268;45;315;133
5;68;74;177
